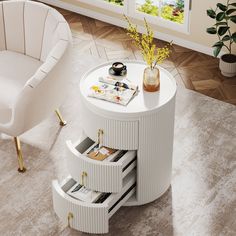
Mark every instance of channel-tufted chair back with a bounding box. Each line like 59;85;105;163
0;0;71;61
0;0;72;136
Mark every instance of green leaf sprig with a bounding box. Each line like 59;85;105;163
206;0;236;57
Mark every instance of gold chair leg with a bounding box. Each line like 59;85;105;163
14;137;26;173
55;109;67;126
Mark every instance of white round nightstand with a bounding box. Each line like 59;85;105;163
79;61;177;205
52;61;177;234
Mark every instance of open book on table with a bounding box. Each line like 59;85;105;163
88;76;138;106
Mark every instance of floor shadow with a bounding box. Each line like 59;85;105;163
48;126;64;152
107;186;174;236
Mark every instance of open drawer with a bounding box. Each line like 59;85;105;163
66;136;137;193
52;171;136;234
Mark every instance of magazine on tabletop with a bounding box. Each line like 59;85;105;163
88;76;138;106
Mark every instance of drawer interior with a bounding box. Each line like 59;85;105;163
61;171;136;215
74;137;137;174
75;137;95;154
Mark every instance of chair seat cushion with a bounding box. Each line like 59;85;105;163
0;50;42;108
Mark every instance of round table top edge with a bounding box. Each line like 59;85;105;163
79;60;177;118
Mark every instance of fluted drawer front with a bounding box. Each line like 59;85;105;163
66;137;136;193
81;105;138;150
52;178;109;234
52;172;136;234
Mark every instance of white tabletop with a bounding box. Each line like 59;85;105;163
80;61;177;118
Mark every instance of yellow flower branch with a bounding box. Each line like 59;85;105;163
124;15;172;70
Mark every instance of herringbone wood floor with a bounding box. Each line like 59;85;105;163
58;7;236;105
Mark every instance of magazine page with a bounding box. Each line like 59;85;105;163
99;76;138;91
88;83;137;106
67;183;102;203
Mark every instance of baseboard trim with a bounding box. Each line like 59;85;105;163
40;0;217;57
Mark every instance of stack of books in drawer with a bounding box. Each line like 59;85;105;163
86;143;127;162
67;183;110;203
67;144;127;203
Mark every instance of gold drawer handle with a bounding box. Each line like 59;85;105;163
67;212;73;228
81;171;87;186
98;129;104;147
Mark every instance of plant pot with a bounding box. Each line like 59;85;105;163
219;54;236;77
143;67;160;92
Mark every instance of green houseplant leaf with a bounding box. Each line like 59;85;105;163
232;32;236;43
218;26;230;36
226;9;236;15
213;41;224;47
222;35;231;41
215;22;227;26
216;12;225;21
207;9;216;18
207;27;217;34
213;46;223;57
230;15;236;23
229;3;236;7
217;3;227;11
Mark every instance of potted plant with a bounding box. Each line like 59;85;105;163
206;1;236;77
124;15;172;92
